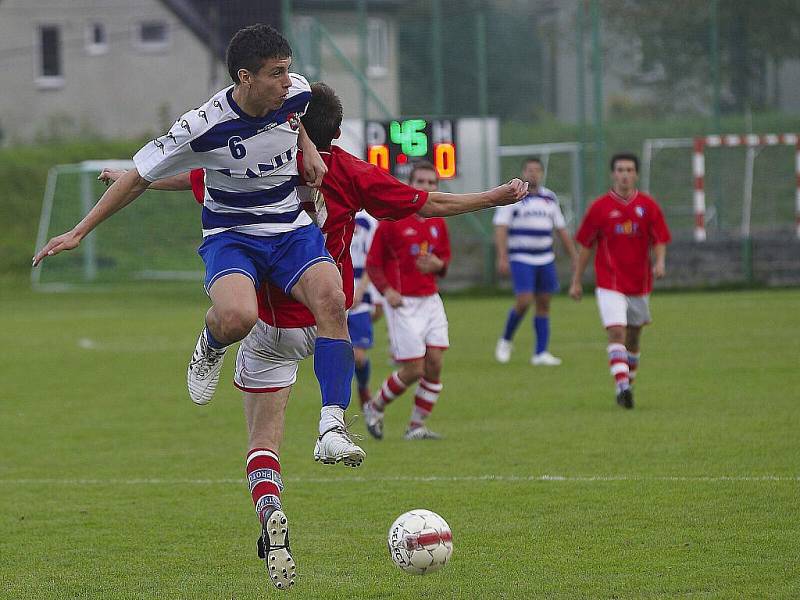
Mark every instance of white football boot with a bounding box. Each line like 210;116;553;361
403;425;443;441
531;351;562;366
187;331;227;405
363;401;385;440
494;338;512;363
313;418;366;467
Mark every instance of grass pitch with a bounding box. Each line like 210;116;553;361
1;284;798;599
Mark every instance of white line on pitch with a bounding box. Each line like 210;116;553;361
0;475;797;485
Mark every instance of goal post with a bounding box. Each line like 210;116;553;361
497;141;585;227
32;160;204;290
642;134;800;241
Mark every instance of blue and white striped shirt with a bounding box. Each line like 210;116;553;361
133;74;312;237
493;186;566;266
349;210;378;315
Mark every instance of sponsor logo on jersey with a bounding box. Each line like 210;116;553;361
614;220;639;235
256;122;280;134
402;227;417;236
609;209;622;217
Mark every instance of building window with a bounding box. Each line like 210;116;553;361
367;18;389;78
85;22;108;55
36;25;64;88
135;20;170;52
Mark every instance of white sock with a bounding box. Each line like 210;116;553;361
319;405;345;435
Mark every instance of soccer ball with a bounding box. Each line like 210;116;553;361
387;509;453;575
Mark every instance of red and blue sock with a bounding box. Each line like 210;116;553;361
607;343;630;393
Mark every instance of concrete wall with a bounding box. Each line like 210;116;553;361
0;0;224;144
293;10;399;120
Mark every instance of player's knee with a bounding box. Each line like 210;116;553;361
311;287;347;325
398;361;424;384
219;306;257;341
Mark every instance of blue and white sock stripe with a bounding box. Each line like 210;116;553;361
248;469;284;493
255;494;282;513
607;344;628;362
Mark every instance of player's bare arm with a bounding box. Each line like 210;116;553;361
33;168;150;266
98;168;192;191
418;179;528;217
494;225;510;275
383;288;403;308
653;243;667;278
569;245;594;301
298;124;327;188
557;227;579;269
352;273;370;306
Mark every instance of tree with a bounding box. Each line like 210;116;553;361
603;0;800;113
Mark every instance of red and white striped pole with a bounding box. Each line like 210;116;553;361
795;138;800;239
692;138;707;242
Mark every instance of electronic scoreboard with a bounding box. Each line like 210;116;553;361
365;118;457;181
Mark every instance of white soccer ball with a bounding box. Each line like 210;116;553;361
387;509;453;575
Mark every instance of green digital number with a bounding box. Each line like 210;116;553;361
389;119;428;156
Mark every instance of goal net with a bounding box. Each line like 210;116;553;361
32;160;204;289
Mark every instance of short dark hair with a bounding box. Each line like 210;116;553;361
522;156;542;168
226;24;292;84
610;153;639;172
409;160;439;184
300;82;343;149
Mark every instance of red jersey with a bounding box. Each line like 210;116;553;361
366;215;451;297
575;189;671;295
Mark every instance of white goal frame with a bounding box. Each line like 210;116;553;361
642;134;800;241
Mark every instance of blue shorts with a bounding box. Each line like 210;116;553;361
510;260;559;295
198;225;333;295
347;311;374;349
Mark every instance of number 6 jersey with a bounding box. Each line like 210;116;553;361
133;74;312;238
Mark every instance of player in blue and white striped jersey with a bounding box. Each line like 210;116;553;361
33;26;365;477
493;157;577;366
347;210;381;406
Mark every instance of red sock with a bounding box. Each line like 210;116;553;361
373;371;407;410
246;448;283;523
607;343;630;392
410;378;442;429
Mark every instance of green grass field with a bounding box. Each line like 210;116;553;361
1;285;799;599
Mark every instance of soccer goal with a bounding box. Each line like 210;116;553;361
642;134;800;241
32;160;204;290
497;141;585;228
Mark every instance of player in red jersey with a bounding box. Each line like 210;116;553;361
362;161;453;441
569;153;671;409
101;82;528;581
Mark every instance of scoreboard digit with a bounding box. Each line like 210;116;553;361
366;118;457;180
